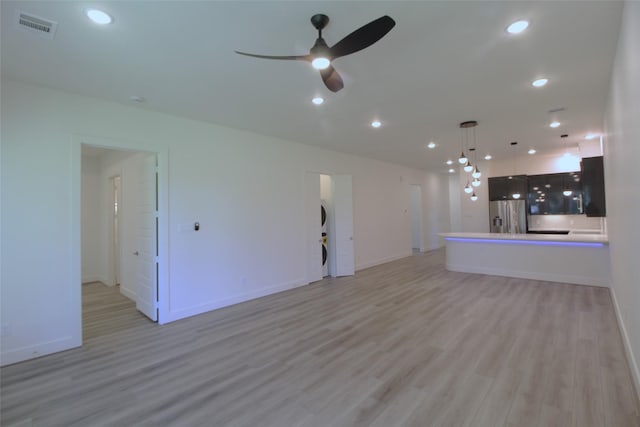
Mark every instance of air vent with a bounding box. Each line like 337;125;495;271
15;10;58;39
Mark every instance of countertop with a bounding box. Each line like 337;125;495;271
439;232;609;244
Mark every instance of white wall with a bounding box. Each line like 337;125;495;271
603;0;640;398
81;155;102;283
0;78;450;365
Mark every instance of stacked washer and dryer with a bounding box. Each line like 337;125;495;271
321;200;328;277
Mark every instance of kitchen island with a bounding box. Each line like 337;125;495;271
439;232;610;287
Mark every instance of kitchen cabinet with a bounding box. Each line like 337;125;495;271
528;172;582;215
488;175;527;201
581;156;606;217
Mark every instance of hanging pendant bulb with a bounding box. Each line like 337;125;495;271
472;177;481;187
470;192;478;201
472;166;481;179
563;189;572;196
463;160;473;173
512;192;521;199
458;152;468;164
464;182;473;194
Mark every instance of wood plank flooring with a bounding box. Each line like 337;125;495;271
1;249;639;426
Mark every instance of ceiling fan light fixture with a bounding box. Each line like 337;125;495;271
311;97;324;105
311;57;331;70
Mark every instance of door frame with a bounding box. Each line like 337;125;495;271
410;184;424;252
304;171;355;282
71;135;169;347
109;175;122;287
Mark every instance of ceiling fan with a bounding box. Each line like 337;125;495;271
235;14;396;93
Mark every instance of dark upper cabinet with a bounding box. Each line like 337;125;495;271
581;156;606;217
528;172;583;215
489;175;527;201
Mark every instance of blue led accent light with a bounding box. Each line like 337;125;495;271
444;237;604;248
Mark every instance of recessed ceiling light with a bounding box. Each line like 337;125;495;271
484;154;492;160
312;97;324;105
532;78;549;88
585;133;599;140
371;120;381;128
549;121;561;128
448;168;455;173
446;160;453;165
528;149;536;154
427;141;436;149
506;20;529;35
85;9;112;25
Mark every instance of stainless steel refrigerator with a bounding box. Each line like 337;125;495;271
489;200;526;234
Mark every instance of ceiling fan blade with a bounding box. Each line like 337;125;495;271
328;16;396;59
234;51;310;61
320;65;344;92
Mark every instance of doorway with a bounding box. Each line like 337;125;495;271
305;172;355;284
80;144;161;341
410;184;424;253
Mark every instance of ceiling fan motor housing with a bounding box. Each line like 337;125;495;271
311;14;329;30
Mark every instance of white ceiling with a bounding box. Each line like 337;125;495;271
1;1;623;172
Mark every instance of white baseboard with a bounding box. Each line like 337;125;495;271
82;275;107;285
446;263;610;288
610;287;640;404
164;278;307;323
119;286;136;302
0;336;80;367
356;251;412;271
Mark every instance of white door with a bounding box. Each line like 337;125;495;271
331;175;355;276
112;176;121;285
135;154;158;321
305;173;323;283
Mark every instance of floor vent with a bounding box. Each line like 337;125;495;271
16;10;58;39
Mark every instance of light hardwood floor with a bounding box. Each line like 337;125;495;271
1;249;639;426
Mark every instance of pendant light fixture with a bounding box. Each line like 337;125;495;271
459;121;480;199
510;141;521;199
469;148;481;186
464;181;473;194
561;135;574;196
464;160;473;173
458;124;468;164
